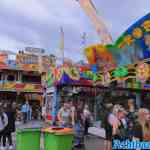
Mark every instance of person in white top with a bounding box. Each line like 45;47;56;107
108;112;120;135
58;102;73;127
69;101;76;126
0;106;8;150
83;104;92;135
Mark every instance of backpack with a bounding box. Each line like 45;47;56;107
100;110;109;128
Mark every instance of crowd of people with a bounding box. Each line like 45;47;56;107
0;98;149;150
57;100;93;148
0;99;93;149
0;100;39;150
102;99;150;150
49;98;150;149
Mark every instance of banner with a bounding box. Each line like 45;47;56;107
0;82;42;92
25;47;45;54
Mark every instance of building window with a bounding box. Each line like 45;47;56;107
22;75;41;84
7;75;15;81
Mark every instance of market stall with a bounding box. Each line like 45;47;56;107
45;13;150;125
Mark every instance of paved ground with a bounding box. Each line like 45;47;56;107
9;121;105;150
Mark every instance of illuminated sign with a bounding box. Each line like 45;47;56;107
81;71;102;81
144;84;150;89
25;47;45;54
112;67;128;78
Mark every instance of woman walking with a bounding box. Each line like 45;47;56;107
3;103;16;150
102;103;114;150
132;108;150;141
0;105;8;150
21;101;30;123
74;102;84;148
83;104;92;135
57;101;73;127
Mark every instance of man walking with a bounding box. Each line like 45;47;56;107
21;101;30;123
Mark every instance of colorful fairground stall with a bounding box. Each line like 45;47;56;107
0;48;55;119
46;13;150;123
84;13;150;108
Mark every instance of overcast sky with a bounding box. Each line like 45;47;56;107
0;0;149;61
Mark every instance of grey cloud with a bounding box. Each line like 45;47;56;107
0;0;149;61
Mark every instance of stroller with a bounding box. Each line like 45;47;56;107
73;122;85;150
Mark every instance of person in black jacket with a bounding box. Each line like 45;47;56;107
3;103;16;150
0;104;8;150
103;103;114;150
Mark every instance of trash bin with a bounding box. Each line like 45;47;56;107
42;127;74;150
16;128;41;150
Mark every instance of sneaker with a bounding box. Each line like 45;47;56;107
9;145;13;150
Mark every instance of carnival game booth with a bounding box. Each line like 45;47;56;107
108;13;150;109
83;13;150;109
0;59;44;120
46;60;111;124
43;13;150;141
0;48;55;120
44;13;150;123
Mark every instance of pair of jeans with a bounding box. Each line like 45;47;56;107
0;131;3;145
74;122;83;145
84;119;90;135
3;132;12;147
23;112;28;123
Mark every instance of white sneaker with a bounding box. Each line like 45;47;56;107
9;145;13;150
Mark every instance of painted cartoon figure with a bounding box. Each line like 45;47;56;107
136;62;149;83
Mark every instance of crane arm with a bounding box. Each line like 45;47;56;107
77;0;112;44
